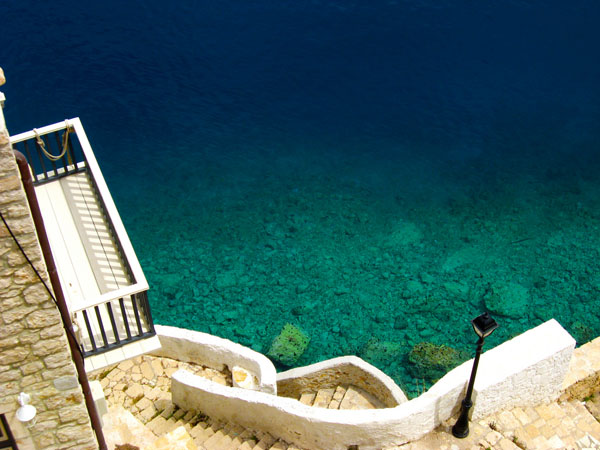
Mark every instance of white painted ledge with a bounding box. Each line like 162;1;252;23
169;319;576;450
151;325;277;394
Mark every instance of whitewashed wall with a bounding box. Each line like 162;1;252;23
170;319;575;450
151;325;278;394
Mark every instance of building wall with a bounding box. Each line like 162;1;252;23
0;97;98;449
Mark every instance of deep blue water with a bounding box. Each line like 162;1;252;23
3;0;600;395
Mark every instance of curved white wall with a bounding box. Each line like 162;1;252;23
171;319;575;450
151;325;278;394
277;355;408;407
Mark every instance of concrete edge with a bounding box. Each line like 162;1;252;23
172;368;431;450
166;320;576;449
151;324;277;394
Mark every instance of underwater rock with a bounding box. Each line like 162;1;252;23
443;281;469;298
442;246;481;272
570;321;595;345
394;315;408;330
160;273;184;300
360;338;405;365
484;282;530;318
408;342;468;382
215;271;238;290
385;220;423;247
267;323;310;366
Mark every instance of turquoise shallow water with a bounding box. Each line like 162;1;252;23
3;0;600;397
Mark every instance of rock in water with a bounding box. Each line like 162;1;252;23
484;282;530;318
408;341;468;382
267;323;310;366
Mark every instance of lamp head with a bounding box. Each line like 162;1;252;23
472;312;498;339
16;392;36;427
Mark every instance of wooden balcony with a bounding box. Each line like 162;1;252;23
10;118;160;372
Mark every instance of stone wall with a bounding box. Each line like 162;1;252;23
560;335;600;401
0;93;98;449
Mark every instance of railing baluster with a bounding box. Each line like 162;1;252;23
20;124;86;184
106;301;120;344
65;130;77;170
95;305;109;348
139;291;155;334
132;294;144;336
53;130;69;174
43;134;59;178
82;310;96;353
33;138;48;182
119;297;132;340
69;129;87;168
22;141;37;182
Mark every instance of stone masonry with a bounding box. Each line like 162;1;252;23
0;80;98;449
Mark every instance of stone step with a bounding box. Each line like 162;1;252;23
206;422;246;450
229;427;256;449
148;400;310;450
159;402;177;419
183;410;200;423
217;424;247;449
296;384;385;410
165;418;187;435
252;431;277;450
339;385;384;410
328;385;347;410
312;388;335;408
239;440;258;450
146;415;170;436
298;392;316;406
172;406;187;421
149;405;310;450
202;422;235;450
190;420;221;446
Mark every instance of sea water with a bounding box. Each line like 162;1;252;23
2;0;599;396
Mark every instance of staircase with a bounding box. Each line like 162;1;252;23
141;384;386;449
98;355;389;449
296;384;386;410
144;403;304;450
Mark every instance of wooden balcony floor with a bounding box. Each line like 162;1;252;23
35;171;157;371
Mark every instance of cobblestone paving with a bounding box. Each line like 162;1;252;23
394;393;600;450
92;355;305;449
91;354;231;424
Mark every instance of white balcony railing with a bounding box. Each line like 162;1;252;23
10;118;155;358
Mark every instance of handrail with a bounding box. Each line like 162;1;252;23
78;291;155;357
9;118;74;143
10;118;149;291
70;282;149;313
70;118;149;291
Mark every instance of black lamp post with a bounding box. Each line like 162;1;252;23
452;312;498;438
